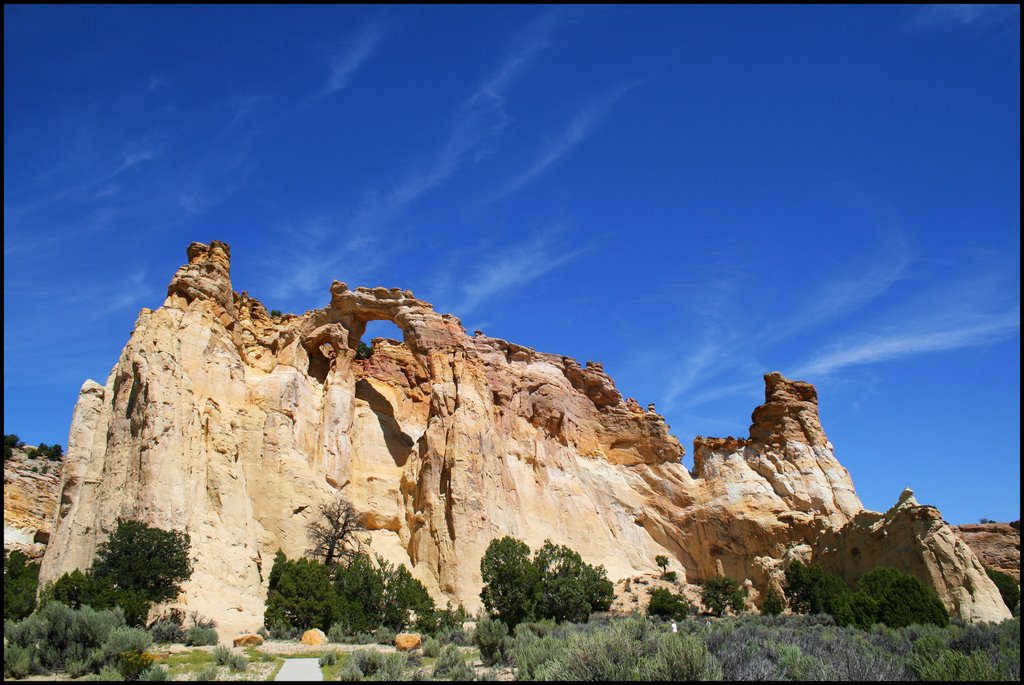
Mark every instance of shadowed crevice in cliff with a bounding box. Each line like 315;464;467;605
355;379;414;467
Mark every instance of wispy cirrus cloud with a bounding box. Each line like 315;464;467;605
790;307;1020;378
495;81;638;199
657;236;913;411
319;25;383;100
910;4;1020;32
440;229;589;316
264;11;566;300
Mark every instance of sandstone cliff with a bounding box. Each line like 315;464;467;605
38;241;1010;633
4;446;63;560
953;521;1020;583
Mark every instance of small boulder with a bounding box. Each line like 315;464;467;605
394;633;422;651
233;634;264;647
301;628;327;646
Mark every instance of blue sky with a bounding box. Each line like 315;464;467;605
4;5;1019;525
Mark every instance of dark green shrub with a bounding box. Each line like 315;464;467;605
986;567;1020;613
355;342;373;360
647;587;690;620
4;550;40;620
480;537;540;629
761;589;784;617
185;626;219;646
264;553;335;631
270;309;283;317
4;434;25;460
92;519;192;604
416;600;469;635
475;617;512;666
26;442;63;460
701;576;747;616
533;540;614;623
784;561;851;616
856;567;948;628
663;571;678;582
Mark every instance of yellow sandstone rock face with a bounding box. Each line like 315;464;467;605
3;446;63;559
952;521;1020;583
37;241;1011;634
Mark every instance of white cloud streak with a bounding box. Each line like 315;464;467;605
910;4;1020;32
791;308;1020;378
322;26;382;98
443;231;588;316
496;82;636;199
265;12;564;300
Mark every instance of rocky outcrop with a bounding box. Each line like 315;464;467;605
4;446;63;560
953;521;1020;583
38;241;1011;634
814;489;1011;622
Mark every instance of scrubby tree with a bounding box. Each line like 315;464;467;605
761;588;785;616
330;552;434;633
334;552;385;633
480;537;540;629
784;560;851;616
4;434;25;460
985;567;1020;613
856;567;948;628
700;575;747;616
647;587;690;620
306;495;365;568
43;569;152;626
379;556;435;629
655;555;670;578
355;342;373;360
4;550;40;620
27;442;64;461
534;541;614;623
92;519;192;604
264;554;336;631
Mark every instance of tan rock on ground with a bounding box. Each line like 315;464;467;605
394;633;422;651
233;634;264;647
37;240;1012;634
300;629;327;646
